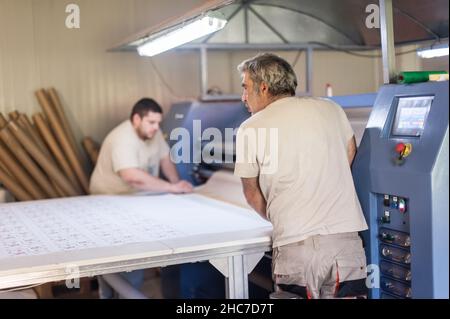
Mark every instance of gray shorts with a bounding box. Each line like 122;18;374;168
272;232;367;299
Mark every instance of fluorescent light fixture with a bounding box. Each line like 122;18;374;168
137;12;227;57
417;43;449;59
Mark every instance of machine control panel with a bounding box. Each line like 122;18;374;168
353;82;449;298
378;193;411;299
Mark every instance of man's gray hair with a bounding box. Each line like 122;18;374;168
237;53;297;96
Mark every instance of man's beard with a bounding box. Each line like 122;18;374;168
138;129;152;141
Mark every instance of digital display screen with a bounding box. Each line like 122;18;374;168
391;96;433;137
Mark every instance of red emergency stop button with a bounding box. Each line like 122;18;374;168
393;142;412;165
396;143;406;154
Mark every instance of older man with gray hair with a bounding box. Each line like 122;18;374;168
234;53;368;299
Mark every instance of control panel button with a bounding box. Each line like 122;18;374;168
382;247;392;257
379;229;411;247
384;280;394;289
395;143;406;154
404;236;411;248
406;288;412;298
384;194;390;207
405;270;412;281
381;278;412;298
380;244;411;265
380;232;396;242
403;253;411;264
380;261;412;282
391;196;399;209
394;142;412;165
380;211;391;224
398;198;407;213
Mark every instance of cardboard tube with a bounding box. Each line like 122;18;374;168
36;89;90;193
47;88;83;161
0;113;7;129
8;111;20;121
0;156;11;175
16;117;53;160
24;114;51;152
52;180;68;197
7;121;79;197
0;142;46;200
82;137;100;165
0;126;59;198
33;113;84;194
17;114;51;157
23;114;40;136
0;164;33;201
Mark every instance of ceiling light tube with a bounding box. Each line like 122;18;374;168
417;43;449;59
138;12;227;57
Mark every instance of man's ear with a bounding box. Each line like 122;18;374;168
131;113;140;126
260;82;269;95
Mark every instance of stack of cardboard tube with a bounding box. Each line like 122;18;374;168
0;88;91;201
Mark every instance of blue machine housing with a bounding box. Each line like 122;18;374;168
352;81;449;299
162;100;250;185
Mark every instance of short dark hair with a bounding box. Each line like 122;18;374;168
130;98;163;121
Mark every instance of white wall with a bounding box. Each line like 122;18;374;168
206;50;379;97
0;0;448;144
0;0;204;143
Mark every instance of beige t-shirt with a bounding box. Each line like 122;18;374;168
234;97;368;248
89;120;170;195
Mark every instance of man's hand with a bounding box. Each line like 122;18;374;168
160;155;181;183
241;177;267;220
347;135;357;166
119;168;190;194
168;180;194;194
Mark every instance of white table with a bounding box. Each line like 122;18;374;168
0;193;272;298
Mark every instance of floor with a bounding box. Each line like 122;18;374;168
29;268;164;299
3;259;273;299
